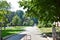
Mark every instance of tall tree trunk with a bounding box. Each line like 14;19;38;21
0;27;2;40
52;26;57;40
0;22;3;40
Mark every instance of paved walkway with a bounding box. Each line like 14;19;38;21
6;27;51;40
21;27;47;40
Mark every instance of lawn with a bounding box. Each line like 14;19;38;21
39;27;52;37
39;27;52;33
2;26;25;37
39;27;60;37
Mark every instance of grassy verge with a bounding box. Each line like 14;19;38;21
39;27;60;37
2;26;25;37
39;27;52;37
39;27;52;33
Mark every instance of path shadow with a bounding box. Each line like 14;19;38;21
36;32;52;38
45;32;52;37
4;34;27;40
37;32;60;38
45;32;60;37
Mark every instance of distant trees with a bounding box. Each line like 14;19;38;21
29;20;34;26
16;10;24;19
23;17;34;26
11;15;22;26
5;10;35;26
16;10;24;25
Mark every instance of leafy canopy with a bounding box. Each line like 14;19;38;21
0;0;10;22
19;0;60;22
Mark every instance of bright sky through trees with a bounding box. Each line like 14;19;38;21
6;0;27;12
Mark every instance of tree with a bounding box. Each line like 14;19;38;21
0;0;10;40
18;0;60;27
2;15;8;30
0;1;10;23
19;0;60;40
18;0;53;27
23;17;34;26
29;20;34;26
16;10;24;25
11;15;22;26
19;0;60;22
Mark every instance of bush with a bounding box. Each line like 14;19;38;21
38;21;53;28
38;21;45;28
11;15;22;26
23;20;34;26
45;21;53;27
29;20;34;26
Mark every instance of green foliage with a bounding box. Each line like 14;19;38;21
2;26;25;37
23;21;28;26
2;16;8;27
19;0;60;20
0;1;10;9
0;1;10;22
38;21;45;28
38;21;53;28
11;15;22;26
18;0;56;21
7;23;11;26
19;0;60;27
29;20;34;26
23;17;34;26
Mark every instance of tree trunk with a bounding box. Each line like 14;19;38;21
0;27;2;40
52;27;57;40
0;22;3;40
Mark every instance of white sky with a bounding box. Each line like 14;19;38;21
6;0;27;12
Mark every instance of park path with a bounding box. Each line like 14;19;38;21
6;26;48;40
21;27;47;40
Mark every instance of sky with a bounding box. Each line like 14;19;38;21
6;0;27;12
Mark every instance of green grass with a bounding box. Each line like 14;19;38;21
2;26;25;37
39;27;60;37
39;27;52;37
39;27;52;33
